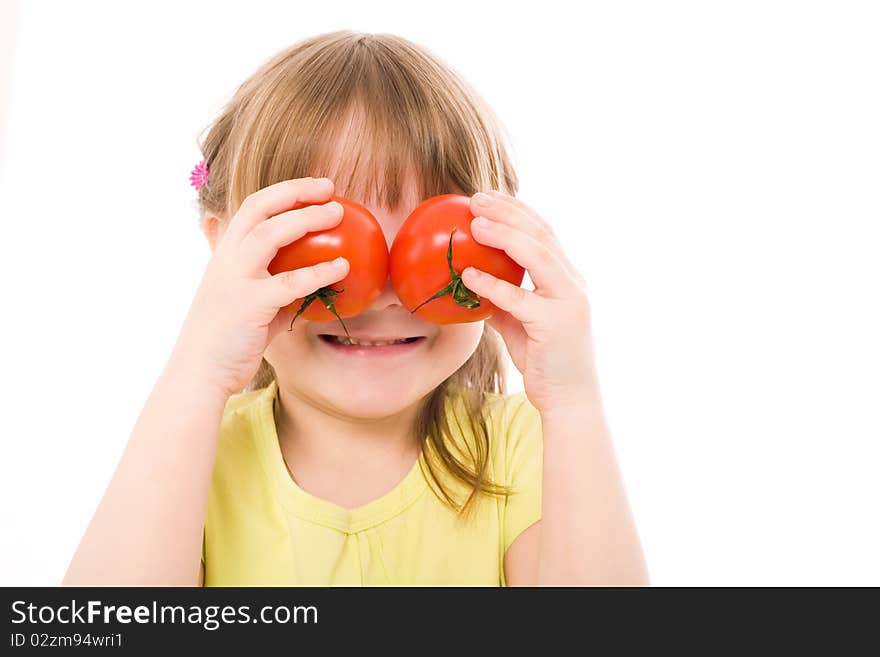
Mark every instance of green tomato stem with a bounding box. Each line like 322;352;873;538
410;229;481;315
287;285;351;338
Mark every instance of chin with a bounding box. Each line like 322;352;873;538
313;376;433;420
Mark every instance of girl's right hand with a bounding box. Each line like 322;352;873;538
170;177;350;398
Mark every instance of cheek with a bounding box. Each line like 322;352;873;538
263;324;313;372
428;322;485;372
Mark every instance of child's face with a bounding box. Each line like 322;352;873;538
262;182;485;420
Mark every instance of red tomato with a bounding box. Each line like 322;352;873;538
267;195;388;334
389;194;525;324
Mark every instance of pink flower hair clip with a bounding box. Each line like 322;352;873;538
190;159;209;190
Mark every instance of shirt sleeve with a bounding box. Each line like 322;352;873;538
501;393;544;554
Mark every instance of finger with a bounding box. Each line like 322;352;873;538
240;200;344;276
469;216;579;298
487;308;528;368
488;308;520;336
470;191;559;248
262;256;350;310
487;189;556;235
473;191;583;282
225;177;336;245
460;265;544;324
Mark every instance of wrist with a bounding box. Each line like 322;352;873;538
163;348;234;403
540;385;605;423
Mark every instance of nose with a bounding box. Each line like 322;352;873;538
367;274;405;312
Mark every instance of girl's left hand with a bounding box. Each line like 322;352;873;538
461;190;599;414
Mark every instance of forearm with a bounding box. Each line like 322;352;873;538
536;394;649;586
62;355;228;586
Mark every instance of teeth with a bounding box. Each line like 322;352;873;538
329;336;411;346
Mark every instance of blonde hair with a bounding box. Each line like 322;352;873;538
194;30;519;517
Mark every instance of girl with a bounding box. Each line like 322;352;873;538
63;31;648;586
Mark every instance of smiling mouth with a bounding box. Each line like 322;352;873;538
318;335;425;347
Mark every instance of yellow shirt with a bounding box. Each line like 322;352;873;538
201;379;543;586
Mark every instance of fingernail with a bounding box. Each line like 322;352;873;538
332;257;347;267
473;192;492;207
472;216;491;229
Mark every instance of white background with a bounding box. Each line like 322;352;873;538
1;0;878;586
